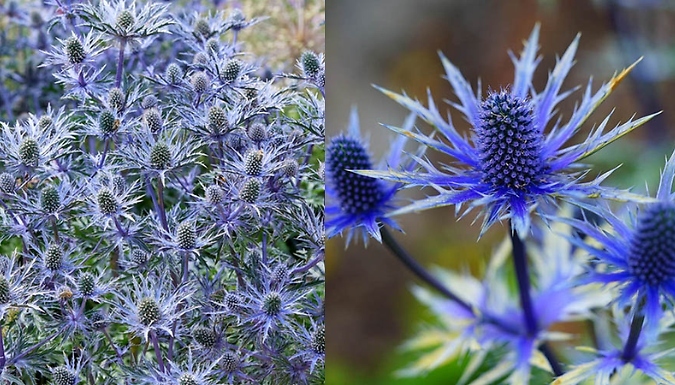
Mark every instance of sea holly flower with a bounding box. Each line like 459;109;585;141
560;151;675;326
78;0;174;44
361;24;659;236
325;108;413;244
113;275;195;342
0;106;74;176
41;31;106;69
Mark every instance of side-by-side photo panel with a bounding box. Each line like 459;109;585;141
327;1;675;384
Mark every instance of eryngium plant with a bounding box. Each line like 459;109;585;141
329;24;675;384
0;0;324;384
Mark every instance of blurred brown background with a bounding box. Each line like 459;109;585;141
326;0;675;383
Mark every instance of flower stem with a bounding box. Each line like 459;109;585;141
539;342;563;377
621;311;644;363
156;177;168;233
150;332;165;373
10;331;60;365
509;225;564;376
0;322;6;372
292;251;324;275
380;226;472;312
509;227;538;335
115;38;126;88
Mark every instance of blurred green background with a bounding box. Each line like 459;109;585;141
326;0;675;383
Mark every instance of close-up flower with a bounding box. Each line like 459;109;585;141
361;25;658;236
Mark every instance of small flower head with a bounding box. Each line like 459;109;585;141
38;115;53;131
326;109;410;244
107;87;125;112
207;106;227;135
114;277;194;341
247;123;267;142
194;18;211;37
64;36;86;65
300;51;321;78
221;59;242;83
78;0;173;43
141;95;158;109
239;178;261;203
311;324;325;355
98;110;117;136
192;327;217;349
205;184;224;205
0;106;74;174
565;152;675;324
42;31;104;69
137;297;161;326
244;150;264;176
19;138;40;168
143;108;163;133
477;90;541;191
627;203;675;286
131;249;148;265
45;244;63;271
166;63;183;85
0;173;15;194
115;9;134;30
176;221;197;250
77;273;95;297
41;185;61;214
52;366;76;385
150;142;172;170
191;72;210;94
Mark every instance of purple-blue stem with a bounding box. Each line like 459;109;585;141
0;322;5;372
115;38;127;88
379;226;474;313
145;175;163;227
621;312;644;363
51;217;60;244
102;328;124;362
113;215;128;238
98;138;110;169
156;177;169;232
509;224;564;376
291;251;324;275
509;227;538;335
262;231;268;264
9;331;60;365
151;332;165;373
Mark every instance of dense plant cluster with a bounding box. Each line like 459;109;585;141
0;0;324;384
328;25;675;384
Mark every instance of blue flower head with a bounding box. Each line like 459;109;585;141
362;24;659;236
326;108;412;244
564;150;675;326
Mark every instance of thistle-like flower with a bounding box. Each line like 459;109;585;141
326;108;411;244
41;31;105;69
0;106;73;175
561;151;675;325
113;275;194;342
78;0;174;45
362;24;659;236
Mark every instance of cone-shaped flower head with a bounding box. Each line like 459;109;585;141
326;108;411;244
